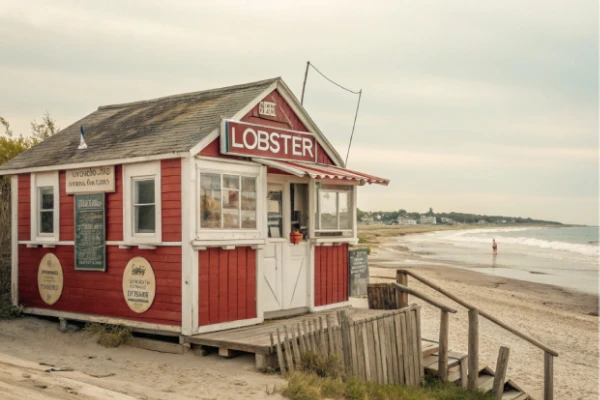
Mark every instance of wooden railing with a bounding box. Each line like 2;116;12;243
393;268;558;400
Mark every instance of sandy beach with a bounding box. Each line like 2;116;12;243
361;224;598;400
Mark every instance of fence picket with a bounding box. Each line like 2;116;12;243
291;324;301;368
283;325;295;372
395;313;405;383
274;330;286;375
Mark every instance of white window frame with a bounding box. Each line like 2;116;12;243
195;158;263;241
123;161;162;244
315;183;354;235
31;171;60;243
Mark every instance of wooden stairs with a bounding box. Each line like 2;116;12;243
423;350;532;399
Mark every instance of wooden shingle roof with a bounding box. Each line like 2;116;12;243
0;78;278;172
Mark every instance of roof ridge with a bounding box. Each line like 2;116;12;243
98;77;280;111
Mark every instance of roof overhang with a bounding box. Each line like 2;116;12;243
253;158;389;186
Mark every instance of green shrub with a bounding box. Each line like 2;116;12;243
301;352;343;378
0;297;22;320
84;323;132;348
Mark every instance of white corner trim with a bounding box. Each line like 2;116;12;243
195;317;264;334
137;245;157;250
11;176;18;306
309;301;351;313
0;153;186;176
23;308;182;333
181;156;195;336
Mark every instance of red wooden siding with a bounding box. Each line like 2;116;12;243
198;247;256;326
314;244;349;306
106;165;123;242
18;174;31;241
161;159;182;242
59;172;74;241
18;245;182;325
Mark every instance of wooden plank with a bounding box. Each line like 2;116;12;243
544;352;554;400
373;318;385;384
392;283;457;313
273;331;286;375
355;323;365;380
327;314;335;356
307;320;316;353
395;313;405;384
303;320;311;353
410;308;421;385
349;320;358;376
366;319;377;382
388;316;400;384
438;310;449;381
319;317;326;355
396;270;408;308
401;311;414;386
459;355;468;388
283;325;295;373
416;307;423;382
478;375;495;392
468;308;479;390
385;317;396;384
290;324;302;369
128;337;184;354
361;323;371;381
335;326;344;362
493;346;510;399
297;323;306;355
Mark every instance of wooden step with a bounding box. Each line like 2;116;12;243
477;373;495;392
501;390;529;400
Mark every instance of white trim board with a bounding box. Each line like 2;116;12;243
0;153;186;176
22;307;182;333
11;176;18;306
310;301;351;313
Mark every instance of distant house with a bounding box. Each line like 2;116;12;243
361;216;375;225
477;219;487;225
440;217;455;225
397;217;417;225
420;215;437;225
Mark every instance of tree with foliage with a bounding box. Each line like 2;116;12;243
0;113;58;312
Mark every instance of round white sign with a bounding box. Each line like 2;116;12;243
37;253;64;305
122;257;156;313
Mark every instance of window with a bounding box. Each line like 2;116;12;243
133;179;156;233
124;162;161;244
38;187;54;234
200;173;257;229
315;183;354;233
31;172;60;242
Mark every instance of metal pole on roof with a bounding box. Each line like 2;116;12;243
300;61;310;105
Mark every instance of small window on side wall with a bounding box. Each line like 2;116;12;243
315;183;354;236
31;172;60;242
124;162;161;244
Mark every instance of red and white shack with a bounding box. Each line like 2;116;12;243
1;78;389;336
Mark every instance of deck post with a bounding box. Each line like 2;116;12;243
492;346;510;399
438;310;449;381
468;308;479;390
544;352;554;400
396;270;408;308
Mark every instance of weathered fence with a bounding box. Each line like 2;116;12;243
270;306;423;386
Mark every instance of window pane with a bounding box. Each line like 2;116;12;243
242;177;256;192
135;205;156;233
223;208;239;229
135;180;155;204
223;189;239;209
40;211;54;233
268;189;283;238
223;174;240;190
320;191;338;229
242;210;256;229
339;191;351;229
200;173;221;228
40;187;53;210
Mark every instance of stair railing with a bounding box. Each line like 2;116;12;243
394;268;558;400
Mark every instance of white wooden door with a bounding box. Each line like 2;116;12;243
261;181;309;314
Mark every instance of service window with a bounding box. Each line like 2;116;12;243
315;183;354;236
31;171;60;242
124;161;162;244
196;159;262;240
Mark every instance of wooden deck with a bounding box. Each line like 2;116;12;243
186;307;440;369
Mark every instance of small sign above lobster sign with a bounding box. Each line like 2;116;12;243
221;120;316;162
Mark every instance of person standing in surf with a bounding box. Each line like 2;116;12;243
492;239;498;255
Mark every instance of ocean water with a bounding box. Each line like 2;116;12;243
396;226;599;295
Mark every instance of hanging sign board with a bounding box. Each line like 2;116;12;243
122;257;156;313
38;253;64;305
74;193;106;271
221;120;317;162
348;248;369;297
66;166;115;194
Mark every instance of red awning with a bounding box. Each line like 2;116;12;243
253;158;389;186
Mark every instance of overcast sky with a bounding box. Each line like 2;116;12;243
1;0;597;225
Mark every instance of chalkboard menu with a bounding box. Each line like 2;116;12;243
75;193;106;271
349;248;369;297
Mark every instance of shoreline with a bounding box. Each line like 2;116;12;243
360;224;599;399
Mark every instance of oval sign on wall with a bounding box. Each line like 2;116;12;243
37;253;64;305
122;257;156;313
